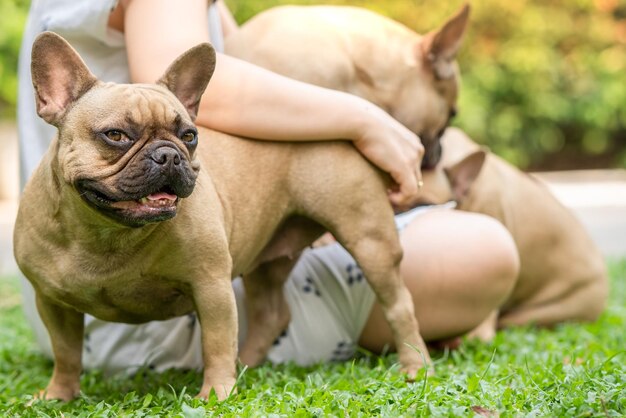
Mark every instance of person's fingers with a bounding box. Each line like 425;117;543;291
415;158;424;190
391;134;423;206
388;166;418;208
351;104;425;208
413;136;425;188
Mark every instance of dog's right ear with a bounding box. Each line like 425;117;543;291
158;43;216;121
444;149;486;202
421;3;470;80
31;32;98;126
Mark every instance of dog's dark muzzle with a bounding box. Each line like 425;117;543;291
129;142;197;199
421;140;442;169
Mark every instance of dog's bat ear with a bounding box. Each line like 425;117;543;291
158;43;216;121
31;32;98;126
443;148;486;202
421;3;470;80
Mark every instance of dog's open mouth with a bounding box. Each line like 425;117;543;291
109;191;178;212
77;181;180;226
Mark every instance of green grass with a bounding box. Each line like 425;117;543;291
1;260;625;417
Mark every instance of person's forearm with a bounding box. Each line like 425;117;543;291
197;53;372;142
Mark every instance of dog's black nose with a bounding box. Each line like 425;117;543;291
151;147;181;166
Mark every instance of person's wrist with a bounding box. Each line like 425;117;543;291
344;96;379;144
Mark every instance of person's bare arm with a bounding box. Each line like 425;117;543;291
121;0;422;206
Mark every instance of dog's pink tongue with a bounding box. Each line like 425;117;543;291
147;192;177;201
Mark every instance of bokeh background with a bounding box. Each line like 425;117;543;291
1;0;625;170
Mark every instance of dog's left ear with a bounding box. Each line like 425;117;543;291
158;43;216;121
31;32;98;126
421;3;470;80
444;149;486;202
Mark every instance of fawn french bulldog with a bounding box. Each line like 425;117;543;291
14;33;429;401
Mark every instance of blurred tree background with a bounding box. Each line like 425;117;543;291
1;0;624;170
0;0;27;120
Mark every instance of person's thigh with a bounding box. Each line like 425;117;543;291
359;209;519;352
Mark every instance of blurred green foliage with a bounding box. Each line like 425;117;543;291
1;0;624;169
0;0;27;119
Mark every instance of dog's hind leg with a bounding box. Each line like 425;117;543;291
316;200;431;377
498;277;608;327
286;142;431;376
238;256;298;367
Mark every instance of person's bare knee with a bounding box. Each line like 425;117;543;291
469;213;520;307
401;210;519;306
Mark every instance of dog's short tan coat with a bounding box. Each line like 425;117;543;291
15;33;431;401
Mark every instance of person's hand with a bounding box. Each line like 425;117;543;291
352;103;425;210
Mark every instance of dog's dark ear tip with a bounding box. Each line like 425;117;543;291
191;42;216;54
199;43;217;61
33;31;66;48
34;31;57;42
32;32;75;64
450;3;471;27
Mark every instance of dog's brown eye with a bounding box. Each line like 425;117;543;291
181;131;197;142
104;130;128;142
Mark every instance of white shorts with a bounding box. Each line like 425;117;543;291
23;205;450;373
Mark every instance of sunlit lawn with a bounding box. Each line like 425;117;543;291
1;260;624;417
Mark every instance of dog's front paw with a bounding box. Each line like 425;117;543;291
400;361;434;382
399;342;434;381
195;379;237;401
28;384;80;405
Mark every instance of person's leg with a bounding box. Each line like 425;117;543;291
359;209;520;352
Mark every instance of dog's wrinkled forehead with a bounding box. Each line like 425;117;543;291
73;83;192;133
